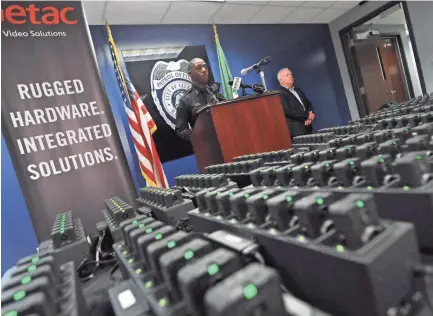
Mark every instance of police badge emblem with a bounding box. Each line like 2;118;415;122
150;60;192;129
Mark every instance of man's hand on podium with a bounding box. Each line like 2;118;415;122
305;119;312;126
308;111;315;121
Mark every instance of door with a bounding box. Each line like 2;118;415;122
380;37;408;103
349;33;409;114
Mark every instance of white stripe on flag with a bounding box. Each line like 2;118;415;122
133;144;153;171
124;105;153;171
124;104;138;124
138;107;167;187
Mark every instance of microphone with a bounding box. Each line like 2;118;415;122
228;81;265;95
209;82;221;93
240;56;272;76
252;84;265;94
228;80;253;89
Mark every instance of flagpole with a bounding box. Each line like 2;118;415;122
213;24;219;44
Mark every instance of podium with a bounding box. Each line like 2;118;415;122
191;92;292;173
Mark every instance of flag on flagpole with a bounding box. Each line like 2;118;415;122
213;24;239;99
106;22;168;188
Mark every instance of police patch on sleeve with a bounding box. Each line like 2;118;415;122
150;60;192;129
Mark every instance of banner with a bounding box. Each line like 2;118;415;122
1;1;137;241
123;45;215;162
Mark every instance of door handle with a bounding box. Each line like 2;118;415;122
376;47;386;81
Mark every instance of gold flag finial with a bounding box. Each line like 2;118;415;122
105;19;112;36
213;24;219;43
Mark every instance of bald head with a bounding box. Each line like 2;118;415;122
277;68;294;88
188;58;209;87
188;58;203;73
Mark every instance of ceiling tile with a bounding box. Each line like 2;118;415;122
105;1;171;24
162;2;222;24
83;1;107;25
283;7;324;21
312;8;347;22
212;4;263;24
226;0;270;4
267;1;306;6
331;1;358;9
249;5;296;23
302;1;335;8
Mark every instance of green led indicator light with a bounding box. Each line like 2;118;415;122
229;192;234;196
13;290;26;301
336;244;345;252
155;233;163;240
379;158;385;163
139;223;145;229
403;186;410;191
159;298;168;307
132;220;138;224
146;228;153;234
338;186;343;190
325;163;330;167
367;186;373;190
4;311;18;316
145;280;153;288
167;241;176;249
135;268;142;274
243;284;258;300
208;263;220;276
297;235;306;242
244;194;250;198
21;276;32;285
263;194;269;200
31;257;39;264
417;155;423;160
316;197;324;205
28;265;36;272
304;165;308;169
356;200;365;208
286;196;293;203
128;258;134;264
349;160;354;166
184;250;194;260
123;250;128;255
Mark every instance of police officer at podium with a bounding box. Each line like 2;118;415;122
175;58;225;140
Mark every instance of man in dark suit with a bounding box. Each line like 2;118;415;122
277;68;315;138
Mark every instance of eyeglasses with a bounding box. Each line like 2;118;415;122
195;64;208;71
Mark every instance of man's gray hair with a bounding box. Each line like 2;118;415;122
277;68;290;81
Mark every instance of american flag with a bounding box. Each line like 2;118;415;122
106;23;167;188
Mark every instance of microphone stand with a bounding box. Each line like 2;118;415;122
242;87;247;97
256;65;268;92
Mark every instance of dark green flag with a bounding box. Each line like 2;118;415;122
213;25;238;99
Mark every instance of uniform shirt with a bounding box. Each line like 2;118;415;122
175;85;225;140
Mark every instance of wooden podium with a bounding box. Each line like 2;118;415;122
191;92;292;173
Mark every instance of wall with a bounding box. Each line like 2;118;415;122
89;23;350;189
329;1;433;119
405;1;433;92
